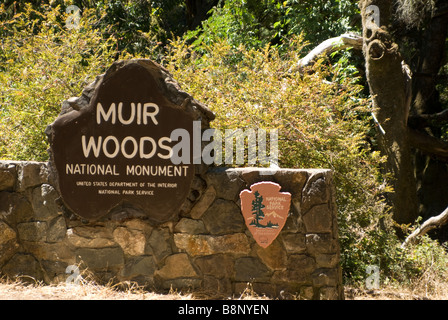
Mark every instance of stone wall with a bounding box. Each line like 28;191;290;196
0;160;343;299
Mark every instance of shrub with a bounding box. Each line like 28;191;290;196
185;0;360;53
0;4;119;161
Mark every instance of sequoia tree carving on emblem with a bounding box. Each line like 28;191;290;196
240;181;291;248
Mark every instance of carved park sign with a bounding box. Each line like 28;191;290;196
240;182;291;248
46;59;212;223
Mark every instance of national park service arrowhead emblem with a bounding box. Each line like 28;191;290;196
239;182;291;248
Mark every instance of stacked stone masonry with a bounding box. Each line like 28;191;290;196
0;160;343;299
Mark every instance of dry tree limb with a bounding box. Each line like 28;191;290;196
401;206;448;248
407;128;448;161
408;109;448;129
294;33;363;71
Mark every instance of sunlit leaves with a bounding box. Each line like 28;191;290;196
0;4;119;160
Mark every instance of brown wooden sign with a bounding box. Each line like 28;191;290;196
240;182;291;248
47;60;196;222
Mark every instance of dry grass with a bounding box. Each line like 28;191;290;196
0;265;195;300
345;278;448;300
2;278;448;300
0;280;275;300
0;272;270;300
0;277;193;300
1;263;448;300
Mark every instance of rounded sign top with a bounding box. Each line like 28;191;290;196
48;60;212;223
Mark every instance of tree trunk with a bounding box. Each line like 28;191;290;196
360;0;419;224
185;0;219;30
411;13;448;228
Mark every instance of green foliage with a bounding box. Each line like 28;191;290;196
396;0;436;28
0;4;119;160
88;0;186;56
186;0;360;52
1;0;188;58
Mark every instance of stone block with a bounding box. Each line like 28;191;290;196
16;162;49;192
315;254;339;268
202;275;232;294
1;253;45;281
288;255;317;274
302;204;332;233
46;216;67;242
113;226;146;256
0;221;17;247
17;221;48;242
174;218;207;234
273;169;308;201
30;184;61;221
155;253;199;280
238;168;273;185
174;233;211;256
305;233;337;255
234;257;271;282
122;219;152;232
41;260;70;282
0;192;34;224
202;199;245;235
273;255;315;283
76;247;124;269
312;269;338;287
147;228;173;262
23;241;74;263
302;171;330;213
174;233;250;256
0;162;16;191
120;256;157;279
281;233;306;253
204;168;245;201
195;254;234;278
66;226;116;248
189;175;207;200
255;239;287;270
189;185;216;219
207;233;251;255
282;204;305;233
0;221;19;266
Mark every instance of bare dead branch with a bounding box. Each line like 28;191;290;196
407;128;448;161
408;109;448;129
294;33;363;71
402;206;448;248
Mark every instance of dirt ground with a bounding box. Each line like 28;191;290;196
0;280;437;300
0;282;187;300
